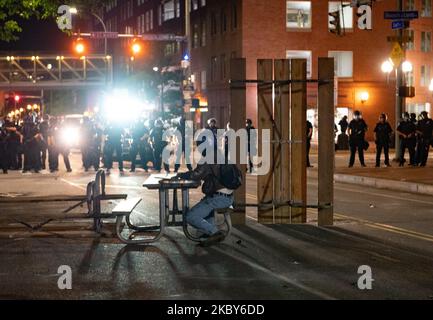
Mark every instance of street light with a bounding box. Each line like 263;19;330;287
429;79;433;92
402;61;413;73
381;60;394;74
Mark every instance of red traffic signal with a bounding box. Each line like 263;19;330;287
130;38;145;57
73;37;86;55
14;95;20;102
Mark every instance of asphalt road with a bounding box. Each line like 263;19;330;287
0;153;433;299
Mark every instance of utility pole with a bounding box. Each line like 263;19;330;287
394;0;405;160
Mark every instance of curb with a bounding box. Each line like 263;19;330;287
334;173;433;196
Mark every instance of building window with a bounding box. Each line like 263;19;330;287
201;70;207;90
286;1;312;29
193;23;199;48
163;0;175;21
406;0;416;10
137;14;145;33
328;51;353;78
125;25;133;35
286;50;312;78
201;0;206;7
220;54;227;80
328;2;353;31
137;0;145;6
421;31;431;52
211;11;218;36
406;29;415;50
221;8;227;33
192;0;199;10
211;56;218;82
175;0;181;17
231;1;238;30
201;20;207;46
406;71;414;87
421;65;431;86
158;5;162;25
422;0;432;17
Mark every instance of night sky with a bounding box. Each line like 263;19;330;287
0;18;72;54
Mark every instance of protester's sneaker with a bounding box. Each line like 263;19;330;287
199;231;226;247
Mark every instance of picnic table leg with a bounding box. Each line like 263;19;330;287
181;188;202;242
115;188;166;245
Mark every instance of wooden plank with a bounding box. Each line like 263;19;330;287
274;59;291;223
290;59;307;223
318;58;335;226
257;59;274;224
229;58;247;225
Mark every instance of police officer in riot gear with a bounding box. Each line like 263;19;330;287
38;114;49;170
47;117;72;173
129;119;149;172
22;115;42;173
150;119;169;173
397;112;416;166
81;117;100;172
0;120;9;174
374;113;393;167
416;111;433;167
174;115;193;172
348;110;368;167
103;122;124;174
4;118;22;170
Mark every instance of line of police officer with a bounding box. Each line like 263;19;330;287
0;114;73;174
346;110;433;168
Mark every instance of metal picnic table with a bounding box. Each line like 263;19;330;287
115;174;232;245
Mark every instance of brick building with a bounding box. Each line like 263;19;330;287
102;0;433;139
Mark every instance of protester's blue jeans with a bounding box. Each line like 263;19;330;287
186;194;233;235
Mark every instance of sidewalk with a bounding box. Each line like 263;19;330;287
309;149;433;195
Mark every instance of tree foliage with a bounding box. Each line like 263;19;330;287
0;0;109;41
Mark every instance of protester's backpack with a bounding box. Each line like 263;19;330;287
219;164;243;190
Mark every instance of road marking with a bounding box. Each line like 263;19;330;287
334;213;433;243
247;193;433;243
307;179;433;206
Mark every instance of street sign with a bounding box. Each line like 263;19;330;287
140;34;187;42
90;31;118;39
387;35;413;43
390;42;404;67
384;11;418;20
392;20;408;29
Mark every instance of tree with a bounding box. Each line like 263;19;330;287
0;0;109;42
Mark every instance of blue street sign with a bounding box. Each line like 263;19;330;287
384;11;418;20
392;20;405;29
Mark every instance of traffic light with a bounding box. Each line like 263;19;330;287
329;11;342;35
130;38;145;57
73;37;86;55
14;95;20;103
